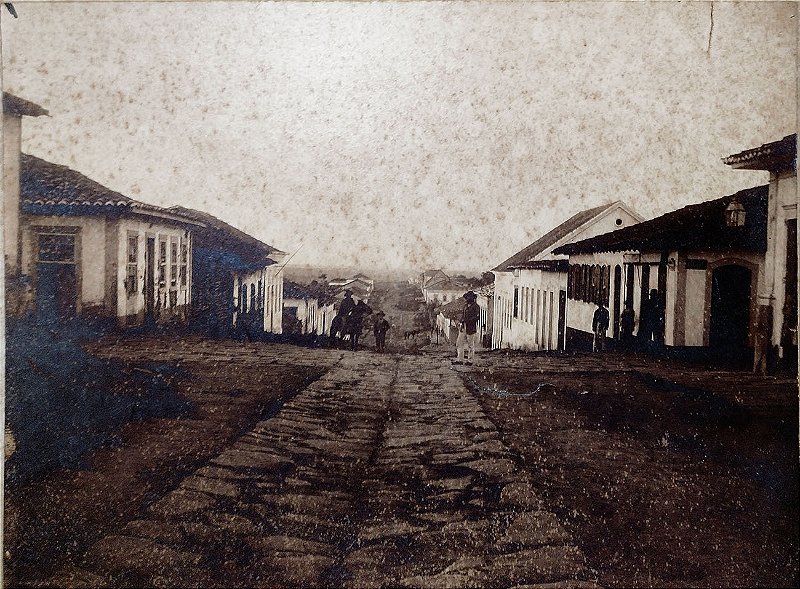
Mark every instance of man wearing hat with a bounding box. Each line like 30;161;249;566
339;289;356;318
373;311;391;353
456;291;481;365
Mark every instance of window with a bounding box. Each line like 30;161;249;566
170;238;178;288
179;240;188;288
158;239;167;287
250;283;256;311
126;235;138;295
513;287;519;318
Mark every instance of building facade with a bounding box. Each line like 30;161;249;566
19;155;198;327
724;134;797;373
492;202;642;351
554;185;770;364
169;206;286;338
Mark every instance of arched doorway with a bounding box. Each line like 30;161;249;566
709;264;752;354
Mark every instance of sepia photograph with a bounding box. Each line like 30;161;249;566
1;1;798;587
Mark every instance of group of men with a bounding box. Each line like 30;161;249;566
333;289;391;352
592;288;665;352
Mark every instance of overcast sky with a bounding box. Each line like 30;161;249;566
1;2;796;272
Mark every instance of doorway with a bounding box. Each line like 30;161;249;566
34;232;78;323
36;263;77;321
709;264;752;353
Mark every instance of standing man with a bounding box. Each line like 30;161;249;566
592;302;610;352
620;302;636;349
455;291;481;365
373;311;390;353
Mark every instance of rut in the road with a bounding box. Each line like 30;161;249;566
51;352;596;589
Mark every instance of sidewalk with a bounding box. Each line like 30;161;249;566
473;349;797;418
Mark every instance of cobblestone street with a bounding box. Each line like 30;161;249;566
40;340;593;589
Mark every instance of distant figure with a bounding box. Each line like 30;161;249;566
346;300;373;350
339;289;356;317
620;302;636;348
373;311;391;353
639;289;664;349
592;302;609;352
455;291;481;365
332;289;357;348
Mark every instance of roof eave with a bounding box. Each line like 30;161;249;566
2;93;49;118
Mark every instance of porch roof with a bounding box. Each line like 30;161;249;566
168;206;285;263
3;92;48;118
553;185;768;256
723;134;796;171
507;259;570;272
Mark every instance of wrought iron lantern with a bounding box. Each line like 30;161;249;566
724;196;746;227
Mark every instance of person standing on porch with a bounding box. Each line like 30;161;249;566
455;291;481;365
620;302;636;348
592;302;610;352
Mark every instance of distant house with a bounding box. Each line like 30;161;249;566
553;185;770;362
435;286;493;346
423;276;467;305
329;275;374;300
723;134;797;373
283;280;333;336
168;206;286;338
3;93;48;315
492;202;642;351
420;269;449;289
352;273;374;289
19;155;200;326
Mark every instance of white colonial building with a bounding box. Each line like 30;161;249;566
491;201;642;351
724;134;797;373
19;155;200;327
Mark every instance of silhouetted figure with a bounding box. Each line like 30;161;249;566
331;289;356;348
592;302;610;352
373;311;390;353
346;300;373;351
639;289;665;349
620;302;636;348
339;289;356;317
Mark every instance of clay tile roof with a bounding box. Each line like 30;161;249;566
439;297;467;320
2;92;48;117
283;280;314;299
492;203;616;272
426;278;466;291
553;185;769;256
22;153;136;207
723;134;796;171
20;154;202;227
168;206;285;259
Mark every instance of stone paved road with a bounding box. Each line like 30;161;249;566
43;348;597;589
